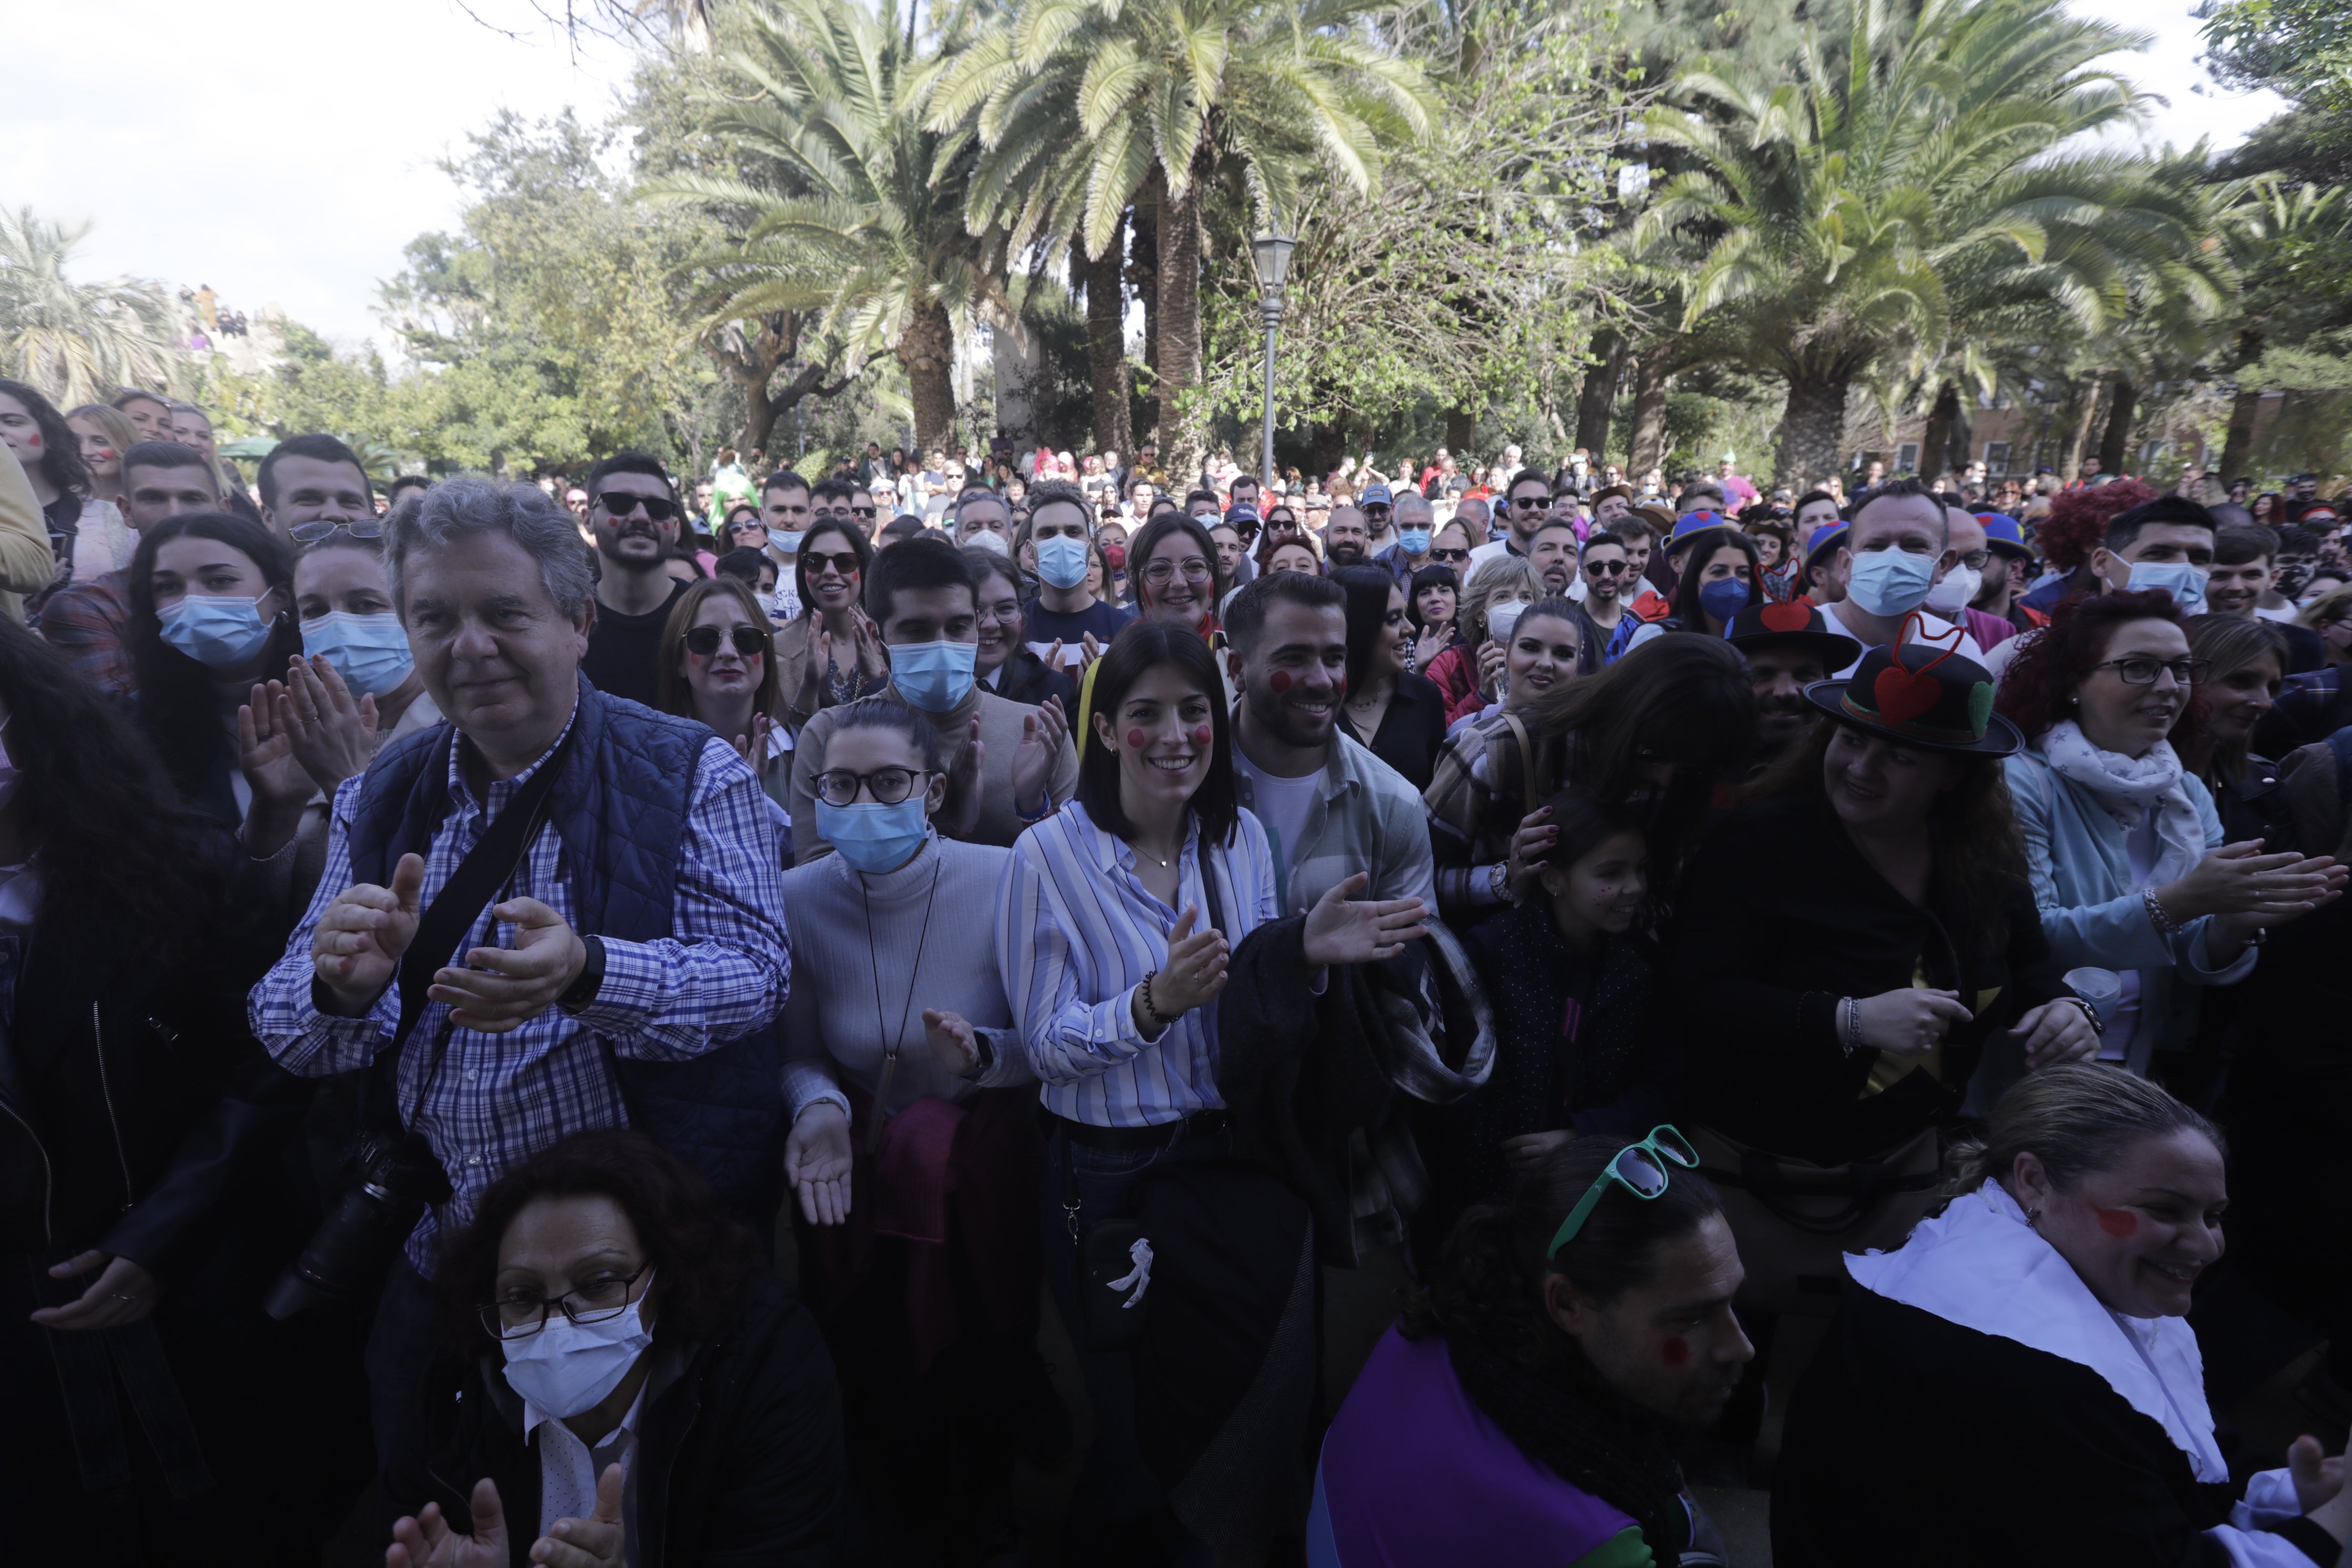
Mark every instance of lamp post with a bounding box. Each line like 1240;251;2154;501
1251;228;1296;491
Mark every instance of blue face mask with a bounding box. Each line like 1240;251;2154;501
1035;534;1091;591
159;593;276;670
1398;529;1433;556
889;638;977;712
815;798;929;874
1845;548;1937;619
2126;560;2209;618
301;611;415;697
1698;577;1751;628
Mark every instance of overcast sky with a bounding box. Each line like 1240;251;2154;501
3;0;2286;359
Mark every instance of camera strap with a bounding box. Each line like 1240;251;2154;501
368;724;578;1135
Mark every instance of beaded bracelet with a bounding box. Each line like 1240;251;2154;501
1138;969;1179;1029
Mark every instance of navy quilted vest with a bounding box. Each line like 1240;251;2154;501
343;679;783;1226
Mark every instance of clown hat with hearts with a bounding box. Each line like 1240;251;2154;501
1724;599;1861;670
1803;630;2021;756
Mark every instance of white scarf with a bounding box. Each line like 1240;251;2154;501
2037;720;2205;889
1848;1181;2229;1482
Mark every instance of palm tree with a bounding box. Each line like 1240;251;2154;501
2215;177;2352;478
1635;0;2222;485
927;0;1434;473
0;208;181;409
649;0;1011;452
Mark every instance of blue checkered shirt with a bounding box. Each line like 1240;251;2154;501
249;708;790;1273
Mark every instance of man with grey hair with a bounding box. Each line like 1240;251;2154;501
1454;494;1495;546
1374;489;1438;591
249;476;793;1471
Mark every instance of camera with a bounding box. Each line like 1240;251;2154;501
264;1129;451;1320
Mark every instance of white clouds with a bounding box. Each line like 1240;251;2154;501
2067;0;2287;155
5;0;638;351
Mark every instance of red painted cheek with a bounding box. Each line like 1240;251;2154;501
1331;672;1347;698
687;652;710;667
22;433;39;452
1269;670;1292;694
1126;728;1146;751
1192;724;1214;748
1660;1337;1689;1367
2096;1208;2139;1238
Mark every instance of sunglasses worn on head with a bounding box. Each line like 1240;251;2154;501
684;625;768;658
599;491;680;523
1550;1126;1700;1257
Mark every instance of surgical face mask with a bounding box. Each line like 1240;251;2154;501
1844;548;1936;619
1398;529;1432;557
301;611;415;697
1035;534;1091;591
2127;560;2209;618
1923;563;1982;617
158;592;276;670
889;638;977;712
499;1293;654;1419
1486;600;1528;643
1698;577;1751;628
815;798;929;873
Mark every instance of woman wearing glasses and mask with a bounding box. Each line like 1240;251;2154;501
774;518;889;735
775;697;1051;1562
1997;591;2344;1076
1315;1133;1744;1567
384;1130;846;1568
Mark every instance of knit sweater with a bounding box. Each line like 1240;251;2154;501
778;830;1031;1122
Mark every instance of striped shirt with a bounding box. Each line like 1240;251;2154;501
997;801;1279;1128
249;707;791;1272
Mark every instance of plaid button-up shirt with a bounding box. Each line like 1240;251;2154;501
35;569;134;697
249;708;790;1272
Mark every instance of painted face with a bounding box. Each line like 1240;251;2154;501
2012;1129;2227;1319
1093;662;1217;814
1548;1211;1752;1428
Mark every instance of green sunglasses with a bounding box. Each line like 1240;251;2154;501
1548;1125;1700;1259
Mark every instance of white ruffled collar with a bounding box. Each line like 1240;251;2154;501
1846;1180;2227;1482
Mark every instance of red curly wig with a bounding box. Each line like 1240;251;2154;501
1995;588;2207;750
2033;479;2159;574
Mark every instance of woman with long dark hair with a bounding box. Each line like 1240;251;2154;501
773;517;888;734
384;1130;845;1567
1316;1136;1748;1565
1332;563;1448;789
0;376;91;590
0;616;350;1563
1406;561;1463;674
1128;511;1223;641
126;512;306;826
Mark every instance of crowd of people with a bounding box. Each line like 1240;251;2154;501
2;373;2352;1567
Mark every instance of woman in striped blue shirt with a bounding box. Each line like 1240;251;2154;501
985;619;1426;1549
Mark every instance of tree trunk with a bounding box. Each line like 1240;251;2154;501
897;296;957;454
2058;377;2104;482
1627;352;1671;475
1574;329;1627;459
1918;380;1963;482
1154;159;1206;482
1128;194;1160;446
2098;376;2139;478
1444;407;1477;460
1079;214;1133;457
1773;373;1853;488
2219;390;2264;483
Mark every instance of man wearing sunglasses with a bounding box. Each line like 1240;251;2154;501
582;452;691;707
258;433;375;548
1469;469;1555;569
1572;532;1633;658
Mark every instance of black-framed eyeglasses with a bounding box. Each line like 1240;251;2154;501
1956;548;1993;570
1142;556;1213;585
597;491;680;523
816;766;936;806
1432;547;1471;563
2089;656;2209;687
684;625;769;658
289;517;385;543
480;1263;653;1339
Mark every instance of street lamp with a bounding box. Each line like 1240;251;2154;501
1251;227;1296;491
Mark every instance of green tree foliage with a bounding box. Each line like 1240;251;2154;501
0;208;182;409
1638;0;2222;485
2202;0;2352;159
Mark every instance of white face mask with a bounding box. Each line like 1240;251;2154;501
499;1288;654;1418
1487;600;1528;643
1923;563;1982;616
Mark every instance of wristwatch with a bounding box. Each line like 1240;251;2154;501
557;935;606;1016
1487;860;1523;907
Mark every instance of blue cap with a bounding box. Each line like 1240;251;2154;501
1669;508;1736;546
1226;504;1260;526
1804;520;1849;563
1973;511;2030;559
1360;483;1394;507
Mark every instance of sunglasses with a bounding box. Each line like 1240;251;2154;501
684;625;768;658
1511;494;1552;509
1584;560;1630;576
803;551;861;576
598;491;680;523
1431;547;1471;563
289;517;385;543
1550;1126;1700;1257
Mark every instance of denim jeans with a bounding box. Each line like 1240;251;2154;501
1037;1121;1230;1533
